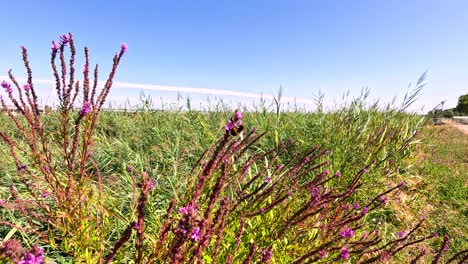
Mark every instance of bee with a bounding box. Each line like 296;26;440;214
226;109;244;139
229;124;244;137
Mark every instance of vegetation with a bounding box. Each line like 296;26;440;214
0;34;466;263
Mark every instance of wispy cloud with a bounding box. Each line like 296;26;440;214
0;76;317;105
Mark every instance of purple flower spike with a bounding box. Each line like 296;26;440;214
235;110;243;119
79;101;91;116
340;247;350;260
59;34;70;46
190;227;201;242
261;248;273;262
340;228;355;238
23;84;30;91
121;42;128;53
51;40;59;53
1;80;12;93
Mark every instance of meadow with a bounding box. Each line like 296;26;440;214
0;34;466;263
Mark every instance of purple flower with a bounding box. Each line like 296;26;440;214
18;164;27;172
19;244;44;264
133;222;142;232
121;42;128;53
179;204;197;215
148;179;155;191
23;84;30;91
276;164;284;170
362;207;369;215
353;202;360;210
225;120;235;131
340;247;350;260
323;169;330;176
51;40;59;53
309;186;321;203
318;250;328;259
340;228;355;238
1;80;12;93
59;34;69;46
380;196;388;204
235;110;243;119
190;227;201;242
0;200;5;206
42;191;50;198
265;176;271;183
79;101;91;116
334;171;342;178
397;231;406;238
252;127;257;133
261;248;273;262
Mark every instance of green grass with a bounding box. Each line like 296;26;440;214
406;124;468;252
1;96;466;262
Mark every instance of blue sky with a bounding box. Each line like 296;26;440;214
1;0;467;111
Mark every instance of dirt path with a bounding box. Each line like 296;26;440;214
450;122;468;135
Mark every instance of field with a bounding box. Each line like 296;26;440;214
0;35;467;263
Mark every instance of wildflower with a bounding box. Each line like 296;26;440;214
19;244;44;264
261;248;273;262
18;164;27;172
79;101;91;116
362;207;369;215
235;110;243;119
442;235;451;252
133;222;142;232
23;84;30;91
190;227;201;242
252;127;257;133
265;176;271;183
1;80;12;93
323;169;330;176
340;228;355;238
59;34;69;46
121;42;128;53
44;166;51;174
397;231;405;238
380;196;388;204
334;171;341;178
51;40;59;53
42;191;50;198
0;200;5;206
340;247;350;260
225;120;235;131
276;164;284;170
148;178;155;191
318;250;328;259
178;204;197;215
353;202;360;210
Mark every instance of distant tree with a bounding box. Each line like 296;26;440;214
455;94;468;114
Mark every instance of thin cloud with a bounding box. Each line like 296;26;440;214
0;76;317;105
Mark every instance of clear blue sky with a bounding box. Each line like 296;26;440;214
1;0;467;111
